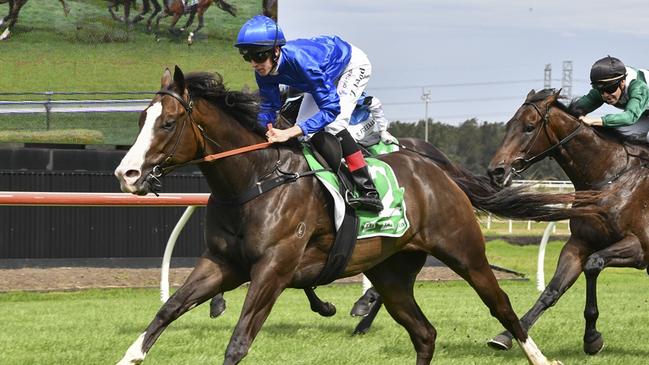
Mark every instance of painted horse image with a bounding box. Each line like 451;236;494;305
151;0;236;43
487;89;649;355
0;0;69;40
114;67;604;364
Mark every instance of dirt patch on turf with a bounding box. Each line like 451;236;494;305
0;266;523;292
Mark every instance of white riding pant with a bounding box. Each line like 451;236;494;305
296;45;372;137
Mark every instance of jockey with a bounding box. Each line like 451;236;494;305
348;93;398;147
574;56;649;143
235;15;383;212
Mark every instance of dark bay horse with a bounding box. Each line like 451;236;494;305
0;0;69;40
487;89;649;355
113;67;603;365
108;0;163;27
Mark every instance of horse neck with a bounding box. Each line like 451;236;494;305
549;109;628;189
194;101;278;197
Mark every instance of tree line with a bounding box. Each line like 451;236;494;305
388;119;568;181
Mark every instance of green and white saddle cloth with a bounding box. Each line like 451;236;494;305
303;142;409;239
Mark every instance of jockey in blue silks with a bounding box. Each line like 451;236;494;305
234;15;383;212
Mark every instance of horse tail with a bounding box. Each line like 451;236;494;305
399;138;604;222
215;0;237;16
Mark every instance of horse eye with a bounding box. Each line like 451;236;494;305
524;124;535;133
161;120;175;130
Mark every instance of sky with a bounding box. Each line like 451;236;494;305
280;0;649;125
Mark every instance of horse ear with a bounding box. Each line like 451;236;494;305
173;65;186;92
525;89;536;102
161;68;172;89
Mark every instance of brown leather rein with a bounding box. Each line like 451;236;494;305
150;89;273;179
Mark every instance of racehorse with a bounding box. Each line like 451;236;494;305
487;89;649;355
108;0;162;27
114;67;601;364
152;0;236;43
262;0;276;21
0;0;69;40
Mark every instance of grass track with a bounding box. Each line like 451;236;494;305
1;241;647;364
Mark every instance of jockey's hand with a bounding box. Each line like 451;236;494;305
380;130;399;145
579;116;603;126
266;125;303;143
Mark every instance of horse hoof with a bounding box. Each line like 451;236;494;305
583;333;604;355
209;295;226;318
315;302;336;317
350;288;379;317
487;333;513;351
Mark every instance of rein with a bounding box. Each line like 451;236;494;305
511;101;583;173
147;88;329;202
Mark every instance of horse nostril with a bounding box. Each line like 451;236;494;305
124;169;141;181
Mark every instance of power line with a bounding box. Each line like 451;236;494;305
381;95;522;106
368;78;586;91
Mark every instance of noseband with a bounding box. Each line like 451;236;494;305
511;101;583;173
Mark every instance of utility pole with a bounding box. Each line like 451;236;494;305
421;88;431;143
544;64;552;89
561;61;573;98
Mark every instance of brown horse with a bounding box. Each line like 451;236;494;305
0;0;69;40
152;0;235;42
487;89;649;355
113;67;602;365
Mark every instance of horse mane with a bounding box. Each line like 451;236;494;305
530;89;631;145
184;72;266;137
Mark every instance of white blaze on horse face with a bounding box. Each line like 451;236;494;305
115;102;163;191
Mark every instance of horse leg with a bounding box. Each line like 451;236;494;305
489;238;589;351
133;0;150;23
181;10;195;31
153;11;169;38
352;295;382;335
0;0;23;41
116;253;245;365
582;236;645;355
108;1;123;22
363;251;434;365
187;9;204;44
59;0;70;16
145;0;162;31
223;256;297;365
168;13;182;35
304;287;336;317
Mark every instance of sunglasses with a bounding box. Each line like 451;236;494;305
593;81;621;94
240;49;273;63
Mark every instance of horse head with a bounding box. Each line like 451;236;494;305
487;88;582;187
115;66;202;195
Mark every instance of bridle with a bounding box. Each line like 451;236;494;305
511;101;583;173
145;88;272;193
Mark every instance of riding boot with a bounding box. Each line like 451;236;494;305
347;166;383;212
336;129;383;212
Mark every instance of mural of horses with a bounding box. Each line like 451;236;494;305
113;67;606;365
487;89;649;355
151;0;236;43
0;0;69;40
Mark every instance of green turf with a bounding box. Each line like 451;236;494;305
0;241;647;364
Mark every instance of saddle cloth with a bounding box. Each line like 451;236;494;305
302;143;409;239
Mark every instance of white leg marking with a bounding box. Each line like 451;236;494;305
116;332;148;365
0;28;10;40
114;102;162;190
518;336;555;365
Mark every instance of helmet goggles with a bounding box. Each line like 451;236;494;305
239;46;274;63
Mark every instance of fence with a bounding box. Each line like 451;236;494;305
0;191;209;302
0;91;154;129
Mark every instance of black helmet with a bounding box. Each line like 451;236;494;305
590;56;626;85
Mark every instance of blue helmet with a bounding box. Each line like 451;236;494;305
235;15;286;50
